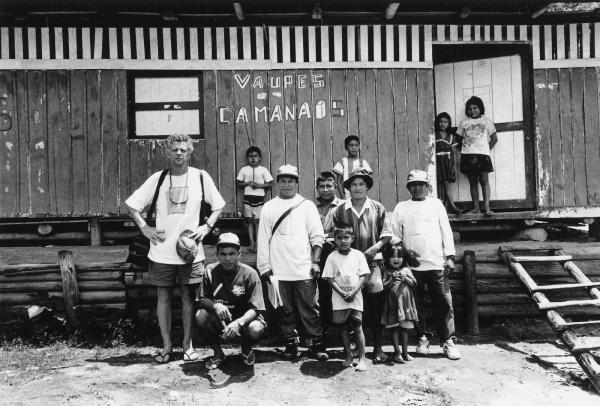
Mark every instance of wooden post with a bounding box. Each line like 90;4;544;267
463;250;479;335
589;218;600;242
89;218;102;246
58;250;79;332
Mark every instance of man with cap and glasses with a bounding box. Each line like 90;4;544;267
195;233;266;369
326;168;396;363
256;164;327;360
126;134;225;364
390;170;460;360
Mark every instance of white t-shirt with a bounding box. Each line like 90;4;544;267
391;197;456;271
457;116;496;156
256;194;325;281
322;249;370;311
236;165;274;197
126;167;226;264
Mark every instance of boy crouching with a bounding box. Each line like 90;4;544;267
195;233;266;369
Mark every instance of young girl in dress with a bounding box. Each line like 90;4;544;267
381;243;420;363
435;112;461;214
457;96;498;216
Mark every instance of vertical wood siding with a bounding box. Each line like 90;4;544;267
0;68;434;217
534;67;600;208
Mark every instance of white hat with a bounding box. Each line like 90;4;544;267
277;164;299;180
406;170;429;185
216;232;241;249
176;230;198;264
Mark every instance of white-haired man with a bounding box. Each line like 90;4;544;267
126;134;225;363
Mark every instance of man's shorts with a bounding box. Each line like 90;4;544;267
385;320;415;329
459;154;494;175
148;260;204;287
332;309;362;325
243;203;263;219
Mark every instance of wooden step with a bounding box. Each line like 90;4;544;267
511;255;573;263
538;298;600;311
532;282;600;292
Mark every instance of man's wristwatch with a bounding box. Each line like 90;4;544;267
446;255;455;261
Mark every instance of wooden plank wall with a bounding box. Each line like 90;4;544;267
534;67;600;208
0;68;436;217
208;68;435;214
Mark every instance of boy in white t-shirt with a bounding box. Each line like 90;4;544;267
236;147;274;252
333;135;373;199
322;224;370;371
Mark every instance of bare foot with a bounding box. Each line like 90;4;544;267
355;359;367;372
393;352;405;364
484;209;494;217
342;356;354;367
402;353;413;362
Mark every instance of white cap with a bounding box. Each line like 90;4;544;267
406;170;429;185
277;164;299;180
216;232;241;249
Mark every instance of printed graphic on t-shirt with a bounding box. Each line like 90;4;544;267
166;188;188;214
232;285;246;296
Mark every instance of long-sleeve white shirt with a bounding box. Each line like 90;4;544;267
257;194;325;281
391;197;455;271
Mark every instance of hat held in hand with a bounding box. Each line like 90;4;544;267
176;230;198;264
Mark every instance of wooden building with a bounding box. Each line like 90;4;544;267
0;1;599;230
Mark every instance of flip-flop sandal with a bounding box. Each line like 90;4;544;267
241;349;256;366
183;349;200;363
205;356;225;370
153;351;173;364
393;353;405;364
484;210;494;217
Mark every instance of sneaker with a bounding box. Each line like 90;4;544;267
416;335;429;355
309;339;329;361
443;338;461;360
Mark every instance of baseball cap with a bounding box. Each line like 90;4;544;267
277;164;299;180
216;232;241;249
406;170;429;185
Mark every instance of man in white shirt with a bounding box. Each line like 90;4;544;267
256;164;327;360
390;170;460;360
126;134;225;364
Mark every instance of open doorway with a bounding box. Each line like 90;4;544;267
433;43;536;211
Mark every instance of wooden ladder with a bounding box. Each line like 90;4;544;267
498;246;600;393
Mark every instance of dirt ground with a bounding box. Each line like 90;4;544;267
1;329;599;406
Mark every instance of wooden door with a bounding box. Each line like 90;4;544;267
434;48;535;210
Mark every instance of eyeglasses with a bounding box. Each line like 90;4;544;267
169;172;189;204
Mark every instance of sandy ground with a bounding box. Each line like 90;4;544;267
1;339;598;406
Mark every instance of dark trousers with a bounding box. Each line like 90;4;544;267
277;279;323;341
414;270;456;344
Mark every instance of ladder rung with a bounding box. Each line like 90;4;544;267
532;282;600;292
570;337;600;353
538;299;600;311
512;255;573;262
565;320;600;328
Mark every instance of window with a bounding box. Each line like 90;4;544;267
128;72;203;139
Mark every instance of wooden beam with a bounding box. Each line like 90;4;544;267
233;3;245;21
463;250;479;335
384;3;400;20
58;250;79;332
512;255;573;262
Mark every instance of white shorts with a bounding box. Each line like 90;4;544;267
243;204;263;219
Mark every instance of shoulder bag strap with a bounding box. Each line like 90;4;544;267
145;169;168;223
271;199;308;237
199;170;207;225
